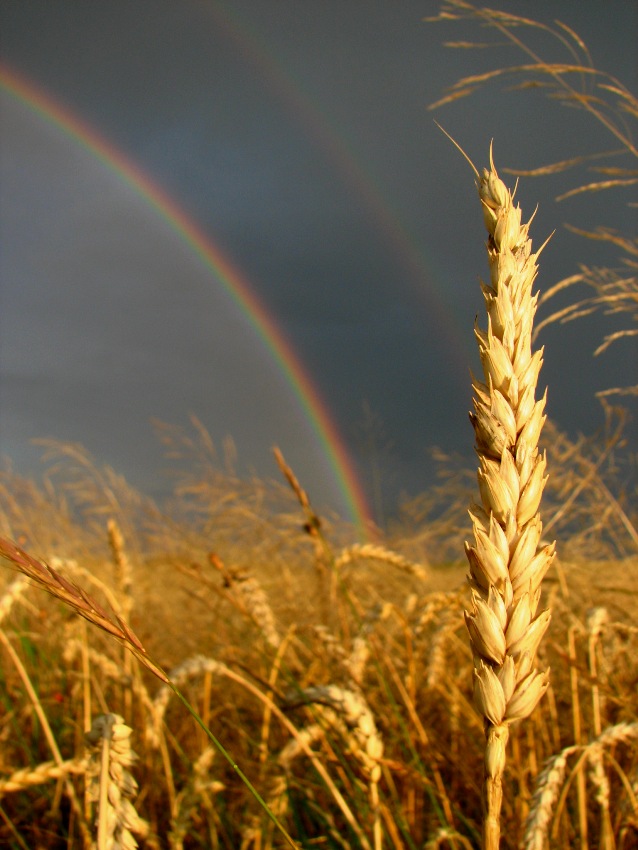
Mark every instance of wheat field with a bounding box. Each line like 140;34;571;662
0;409;636;848
1;3;637;848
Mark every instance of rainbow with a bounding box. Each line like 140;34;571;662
0;63;374;534
206;1;472;380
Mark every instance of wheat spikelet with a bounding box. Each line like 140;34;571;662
424;827;475;849
583;722;638;756
588;749;613;845
0;757;89;796
311;624;348;660
459;144;554;849
259;774;290;848
85;713;150;850
278;724;327;771
63;639;156;720
334;543;428;581
64;638;132;686
50;556;127;618
523;722;638;849
286;684;383;783
345;634;370;683
585;605;614;845
422;595;467;688
210;553;281;648
309;624;371;683
522;746;577;850
277;690;383;850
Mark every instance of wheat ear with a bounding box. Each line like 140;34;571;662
85;714;149;850
463;145;554;850
0;758;89;796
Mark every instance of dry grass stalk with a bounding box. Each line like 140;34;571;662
273;446;342;627
273;446;331;564
0;625;94;848
0;536;169;683
85;713;149;850
460;144;554;849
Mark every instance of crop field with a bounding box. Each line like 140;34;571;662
0;413;636;849
1;3;637;848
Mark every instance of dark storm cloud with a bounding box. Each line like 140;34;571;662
1;0;636;522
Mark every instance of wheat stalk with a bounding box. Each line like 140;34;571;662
454;140;555;849
85;713;150;850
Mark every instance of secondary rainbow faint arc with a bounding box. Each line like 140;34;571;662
208;0;473;381
0;63;374;534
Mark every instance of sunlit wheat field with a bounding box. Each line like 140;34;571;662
1;3;637;848
0;422;636;848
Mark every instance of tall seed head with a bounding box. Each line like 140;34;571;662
465;147;554;759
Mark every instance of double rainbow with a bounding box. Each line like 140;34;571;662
0;64;374;534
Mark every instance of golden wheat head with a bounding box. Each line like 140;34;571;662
463;145;555;849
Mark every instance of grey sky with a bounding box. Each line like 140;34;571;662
1;0;636;527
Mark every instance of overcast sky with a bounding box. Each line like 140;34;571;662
1;0;636;529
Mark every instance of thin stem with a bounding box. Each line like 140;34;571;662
568;627;588;850
483;723;509;850
0;628;93;849
169;685;303;850
96;731;111;850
